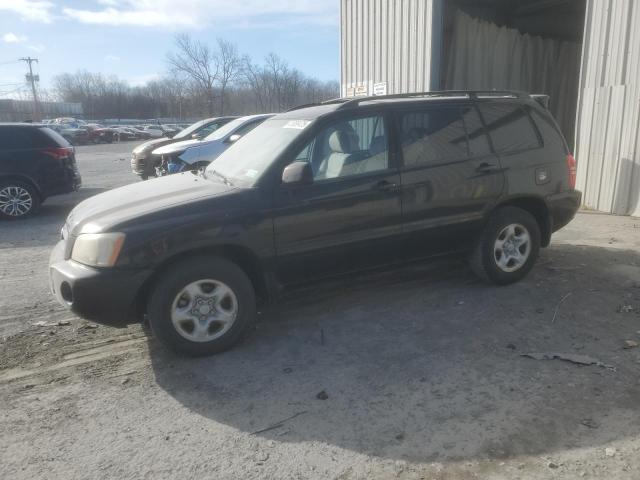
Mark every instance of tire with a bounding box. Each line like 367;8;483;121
0;180;40;220
469;206;541;285
147;256;256;356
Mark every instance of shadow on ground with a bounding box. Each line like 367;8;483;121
149;243;640;463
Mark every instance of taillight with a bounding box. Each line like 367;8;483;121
43;147;74;160
566;153;577;190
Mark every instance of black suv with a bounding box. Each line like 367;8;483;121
1;124;81;219
131;116;237;180
49;91;581;355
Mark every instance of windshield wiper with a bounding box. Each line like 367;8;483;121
209;169;233;186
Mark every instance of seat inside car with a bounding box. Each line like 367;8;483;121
317;129;360;179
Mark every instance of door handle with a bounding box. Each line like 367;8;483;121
476;162;501;174
372;180;398;192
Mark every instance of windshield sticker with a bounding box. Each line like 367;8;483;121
283;120;311;130
244;169;258;178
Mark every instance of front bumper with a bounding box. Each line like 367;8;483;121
131;154;158;177
49;240;151;326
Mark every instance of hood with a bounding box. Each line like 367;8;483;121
132;137;173;154
66;172;235;235
152;138;202;156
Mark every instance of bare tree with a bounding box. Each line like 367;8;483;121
51;44;339;120
167;34;219;115
216;39;241;115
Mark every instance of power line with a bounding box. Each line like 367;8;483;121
0;85;28;96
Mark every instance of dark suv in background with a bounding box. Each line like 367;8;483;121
1;124;81;219
131;116;237;179
50;91;580;355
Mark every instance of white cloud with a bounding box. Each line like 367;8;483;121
3;32;28;43
105;54;121;61
129;73;161;86
0;0;54;23
62;0;337;29
27;43;45;52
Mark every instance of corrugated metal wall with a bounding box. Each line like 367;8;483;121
575;0;640;216
340;0;438;97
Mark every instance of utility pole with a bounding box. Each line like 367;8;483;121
20;57;40;122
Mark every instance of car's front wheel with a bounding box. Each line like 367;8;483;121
470;206;541;285
0;180;40;220
147;256;256;356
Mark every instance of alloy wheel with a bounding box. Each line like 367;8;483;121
493;223;531;273
170;279;239;342
0;185;33;217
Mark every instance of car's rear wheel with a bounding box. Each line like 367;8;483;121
470;206;540;285
0;180;40;220
147;256;256;356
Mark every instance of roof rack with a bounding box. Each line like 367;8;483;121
286;98;349;112
287;90;533;113
334;90;529;110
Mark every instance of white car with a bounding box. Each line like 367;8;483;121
152;114;274;175
142;126;166;138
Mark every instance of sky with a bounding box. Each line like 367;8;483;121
0;0;340;96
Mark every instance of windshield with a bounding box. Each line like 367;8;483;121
204;117;252;141
205;118;310;187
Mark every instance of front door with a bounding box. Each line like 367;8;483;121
272;112;403;285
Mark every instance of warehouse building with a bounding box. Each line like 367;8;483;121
340;0;640;216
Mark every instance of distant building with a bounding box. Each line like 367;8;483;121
0;99;83;122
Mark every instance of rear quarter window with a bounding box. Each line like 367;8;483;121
39;127;72;148
478;103;542;154
529;108;569;156
0;127;44;150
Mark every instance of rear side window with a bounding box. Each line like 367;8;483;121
529;109;568;156
39;127;71;147
477;103;541;154
399;107;469;167
0;127;45;150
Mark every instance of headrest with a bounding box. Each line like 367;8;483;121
369;136;386;156
329;129;359;153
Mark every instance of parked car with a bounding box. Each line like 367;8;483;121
107;126;136;141
131;117;236;179
139;126;163;139
49;124;91;145
85;124;117;144
49;90;581;355
127;126;152;139
1;124;81;219
153;114;273;176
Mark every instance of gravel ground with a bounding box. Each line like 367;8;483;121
1;143;640;479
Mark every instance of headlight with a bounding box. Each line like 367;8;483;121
71;233;125;267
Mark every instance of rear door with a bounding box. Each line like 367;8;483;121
272;111;403;284
396;103;505;259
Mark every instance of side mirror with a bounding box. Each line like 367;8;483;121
282;161;313;186
227;134;241;143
